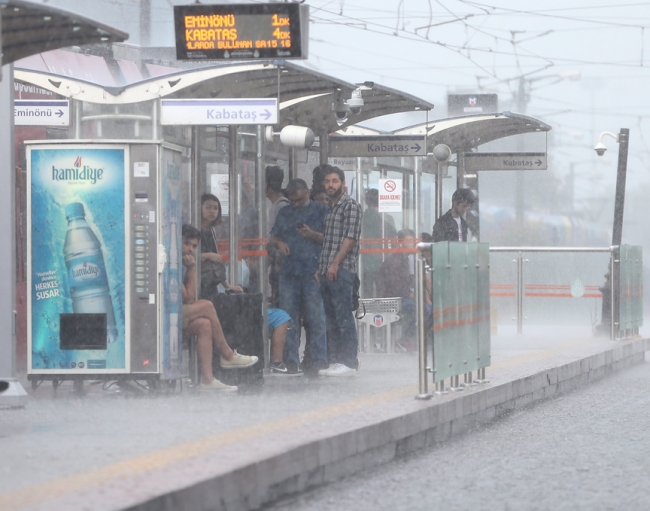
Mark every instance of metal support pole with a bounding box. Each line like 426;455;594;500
74;99;82;139
414;157;422;240
152;99;159;140
516;251;523;334
288;148;297;181
416;254;431;399
0;64;27;407
610;248;619;340
435;162;444;221
612;129;629;248
319;130;329;165
256;125;269;367
229;126;239;286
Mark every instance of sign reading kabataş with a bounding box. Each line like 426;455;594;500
330;135;426;157
161;98;278;125
463;152;547;171
378;179;403;213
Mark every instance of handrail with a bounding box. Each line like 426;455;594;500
488;245;619;339
413;243;634;398
490;246;617;253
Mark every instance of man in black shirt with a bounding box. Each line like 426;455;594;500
432;188;475;242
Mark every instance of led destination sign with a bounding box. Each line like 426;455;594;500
174;3;309;61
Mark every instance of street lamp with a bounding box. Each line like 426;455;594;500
593;129;630;340
594;129;629;247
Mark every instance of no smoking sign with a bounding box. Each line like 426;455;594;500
378;178;402;213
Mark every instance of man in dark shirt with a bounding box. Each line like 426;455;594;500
270;179;329;374
318;166;363;377
432;188;475;242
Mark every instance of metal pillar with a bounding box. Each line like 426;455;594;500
610;248;619;340
319;130;329;165
288;148;297;181
415;254;431;399
229;126;239;286
516;251;524;335
612;129;629;248
435;162;444;220
0;65;28;407
256;125;269;367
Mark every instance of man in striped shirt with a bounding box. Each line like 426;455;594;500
317;166;363;377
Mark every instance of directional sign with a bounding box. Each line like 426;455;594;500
463;152;547;171
161;98;278;125
15;100;69;126
329;135;427;157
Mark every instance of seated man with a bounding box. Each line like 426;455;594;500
181;225;258;391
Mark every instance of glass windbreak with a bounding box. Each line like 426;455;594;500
489;251;611;334
196;126;266;295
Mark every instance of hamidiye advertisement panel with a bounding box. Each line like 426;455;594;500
29;146;126;372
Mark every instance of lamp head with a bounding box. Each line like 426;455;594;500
594;141;607;157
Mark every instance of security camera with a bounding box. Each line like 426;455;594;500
594;142;607;156
332;100;349;121
334;109;348;120
347;88;364;115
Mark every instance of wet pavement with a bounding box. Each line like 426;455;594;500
266;355;650;511
0;325;644;510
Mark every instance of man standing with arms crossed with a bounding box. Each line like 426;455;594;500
318;166;363;377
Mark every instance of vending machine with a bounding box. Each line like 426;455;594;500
26;140;184;384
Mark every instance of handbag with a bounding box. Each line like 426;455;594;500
200;259;227;298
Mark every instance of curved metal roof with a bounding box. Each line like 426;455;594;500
14;60;433;133
393;112;552;153
1;0;128;65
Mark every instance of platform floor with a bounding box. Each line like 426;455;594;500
0;325;643;511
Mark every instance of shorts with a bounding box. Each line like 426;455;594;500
267;307;291;330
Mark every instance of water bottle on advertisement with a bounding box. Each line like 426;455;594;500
168;220;180;369
63;202;118;344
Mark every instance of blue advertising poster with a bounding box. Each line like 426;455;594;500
29;146;126;371
160;147;182;379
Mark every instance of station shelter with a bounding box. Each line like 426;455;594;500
11;43;555;367
11;48;432;370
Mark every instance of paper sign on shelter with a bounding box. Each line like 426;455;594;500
378;179;402;213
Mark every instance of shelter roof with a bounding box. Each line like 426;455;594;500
14;59;433;133
1;0;127;65
393;112;552;153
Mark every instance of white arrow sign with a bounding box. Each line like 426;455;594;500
15;100;69;126
329;135;427;157
161;98;278;125
463;152;547;171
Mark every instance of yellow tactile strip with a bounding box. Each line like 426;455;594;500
0;336;604;511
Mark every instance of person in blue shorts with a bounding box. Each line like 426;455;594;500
267;307;294;374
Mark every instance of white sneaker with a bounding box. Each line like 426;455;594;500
318;363;357;378
200;379;238;391
221;350;259;369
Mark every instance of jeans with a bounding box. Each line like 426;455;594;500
279;273;328;367
320;267;359;369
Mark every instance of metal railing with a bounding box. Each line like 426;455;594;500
414;243;643;399
491;247;614;338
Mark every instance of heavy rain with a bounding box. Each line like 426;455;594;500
1;1;649;510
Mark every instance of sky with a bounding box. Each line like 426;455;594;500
41;0;650;238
